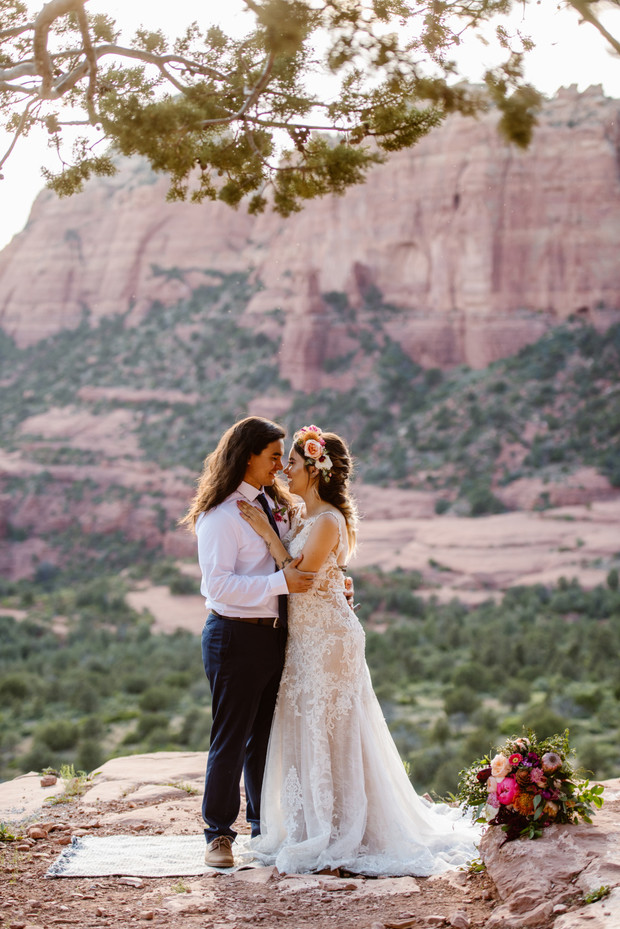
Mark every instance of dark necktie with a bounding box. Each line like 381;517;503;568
256;492;279;535
256;492;288;630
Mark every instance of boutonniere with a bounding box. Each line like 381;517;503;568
273;503;288;522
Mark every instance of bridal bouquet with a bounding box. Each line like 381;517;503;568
457;730;604;841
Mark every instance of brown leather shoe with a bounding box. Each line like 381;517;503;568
204;835;234;868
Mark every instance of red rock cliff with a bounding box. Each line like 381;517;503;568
1;85;619;382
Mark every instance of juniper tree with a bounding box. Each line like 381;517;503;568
1;0;617;214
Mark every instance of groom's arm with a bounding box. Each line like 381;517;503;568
197;511;289;609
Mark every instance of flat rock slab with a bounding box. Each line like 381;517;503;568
143;887;217;915
555;887;620;929
89;751;206;783
353;499;620;595
232;866;279;884
351;877;421;898
81;778;142;805
0;752;207;827
267;874;421;898
0;772;65;822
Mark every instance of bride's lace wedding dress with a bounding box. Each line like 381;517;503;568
250;508;481;876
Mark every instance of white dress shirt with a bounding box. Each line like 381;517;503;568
196;481;290;619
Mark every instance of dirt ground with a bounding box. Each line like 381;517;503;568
0;784;499;929
5;756;617;929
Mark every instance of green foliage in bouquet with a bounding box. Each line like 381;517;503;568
457;730;604;842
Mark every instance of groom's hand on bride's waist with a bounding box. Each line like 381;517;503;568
283;554;315;593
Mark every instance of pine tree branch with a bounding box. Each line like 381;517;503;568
75;0;97;120
198;50;276;127
0;22;35;40
0;100;37;170
568;0;620;57
33;0;83;97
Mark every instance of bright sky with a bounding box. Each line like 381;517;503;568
1;0;619;250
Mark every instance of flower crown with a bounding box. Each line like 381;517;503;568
293;424;333;482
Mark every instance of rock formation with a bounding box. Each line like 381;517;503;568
0;752;618;929
480;780;620;928
1;86;619;385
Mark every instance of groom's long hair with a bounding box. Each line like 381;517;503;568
180;417;292;529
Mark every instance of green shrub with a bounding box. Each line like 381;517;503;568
451;663;490;690
519;705;569;740
169;574;199;595
177;708;212;748
139;685;177;712
131;712;170;742
0;673;35;702
464;483;505;517
443;686;482;717
76;738;105;774
577;739;619;779
123;673;151;694
430;716;451;745
503;681;531;710
20;742;59;774
164;671;194;689
36;719;79;752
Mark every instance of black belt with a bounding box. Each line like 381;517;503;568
211;610;280;628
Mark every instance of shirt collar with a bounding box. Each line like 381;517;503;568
238;480;262;502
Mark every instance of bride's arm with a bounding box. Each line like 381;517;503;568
293;516;340;572
237;503;340;573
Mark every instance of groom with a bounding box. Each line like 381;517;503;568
191;417;315;867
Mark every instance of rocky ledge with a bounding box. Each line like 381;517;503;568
0;752;617;929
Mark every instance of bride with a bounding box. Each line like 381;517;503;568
237;424;481;876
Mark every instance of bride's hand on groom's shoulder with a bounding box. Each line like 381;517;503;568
237;499;271;537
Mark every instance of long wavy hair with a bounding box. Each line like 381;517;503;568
181;417;293;530
294;430;359;556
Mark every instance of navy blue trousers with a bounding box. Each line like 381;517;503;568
201;613;286;843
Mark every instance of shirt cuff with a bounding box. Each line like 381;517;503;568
268;569;289;596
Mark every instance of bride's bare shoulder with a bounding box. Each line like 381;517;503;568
316;505;344;523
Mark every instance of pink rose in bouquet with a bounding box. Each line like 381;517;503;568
491;754;512;778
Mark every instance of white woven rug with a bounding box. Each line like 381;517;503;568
46;834;252;878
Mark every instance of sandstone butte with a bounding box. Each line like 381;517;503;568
0;84;619;389
0;752;618;929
